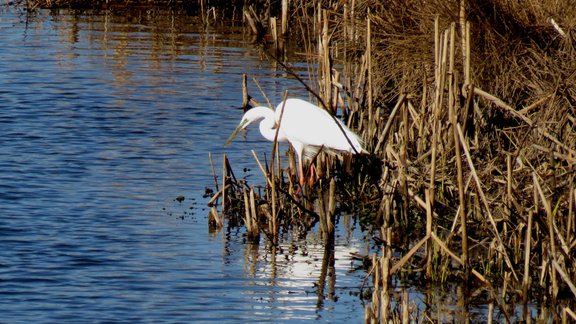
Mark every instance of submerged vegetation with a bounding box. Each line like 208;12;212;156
26;0;576;321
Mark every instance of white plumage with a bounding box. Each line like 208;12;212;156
226;98;366;186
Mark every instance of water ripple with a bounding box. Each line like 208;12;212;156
0;6;367;323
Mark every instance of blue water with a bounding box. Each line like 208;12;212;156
0;6;370;323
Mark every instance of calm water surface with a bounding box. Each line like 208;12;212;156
0;6;371;323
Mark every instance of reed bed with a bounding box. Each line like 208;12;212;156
23;0;576;321
207;0;576;321
284;0;576;322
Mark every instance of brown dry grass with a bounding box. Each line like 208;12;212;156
299;0;576;321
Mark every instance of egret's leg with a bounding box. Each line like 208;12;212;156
308;163;317;187
298;155;305;188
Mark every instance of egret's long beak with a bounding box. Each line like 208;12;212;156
224;119;248;146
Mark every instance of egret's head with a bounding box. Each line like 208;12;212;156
224;107;276;146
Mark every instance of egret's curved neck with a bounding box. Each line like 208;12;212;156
259;120;278;142
248;106;278;142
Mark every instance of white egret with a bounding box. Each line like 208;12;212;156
225;98;367;187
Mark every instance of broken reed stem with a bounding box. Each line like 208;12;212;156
243;188;259;240
425;188;433;279
222;154;228;215
400;98;409;224
408;187;438;216
431;232;490;285
374;94;407;152
391;233;431;275
243;6;259;35
208;152;219;192
249;188;259;239
242;74;249;111
242;187;252;230
206;184;230;206
374;93;406;153
429;22;449;209
532;144;576;164
317;183;328;234
425;20;447;279
448;22;468;278
457;124;519;281
366;10;373;126
563;307;576;323
327;178;336;234
243;188;251;230
569;188;575;243
199;0;205;19
472;86;576;156
507;154;513;209
523;211;533;298
281;0;288;37
276;140;282;185
381;245;391;320
459;1;466;76
209;206;223;229
270;17;278;50
417;71;427;156
251;150;273;188
464;21;471;86
320;9;332;110
533;172;559;298
251;77;273;110
552;260;576;298
518;95;551;115
267;90;290;243
402;289;409;324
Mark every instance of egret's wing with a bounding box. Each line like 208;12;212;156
278;98;365;154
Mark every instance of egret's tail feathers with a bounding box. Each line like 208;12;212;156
302;145;322;161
